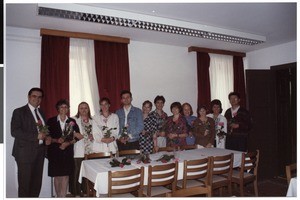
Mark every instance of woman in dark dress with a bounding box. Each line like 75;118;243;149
139;100;153;154
47;99;81;197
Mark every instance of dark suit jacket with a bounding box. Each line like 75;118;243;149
11;104;46;163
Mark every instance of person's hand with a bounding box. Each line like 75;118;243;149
204;130;209;136
168;133;177;139
58;137;64;144
231;123;239;129
74;132;83;140
178;133;188;138
45;136;52;145
206;143;213;148
59;142;69;150
101;137;112;144
88;134;94;141
37;132;47;140
119;137;128;144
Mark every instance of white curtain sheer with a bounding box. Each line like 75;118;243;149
69;38;100;116
209;53;234;111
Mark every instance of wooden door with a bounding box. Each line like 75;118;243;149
271;63;297;176
246;69;277;180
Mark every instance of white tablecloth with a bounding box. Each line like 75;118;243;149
78;147;243;197
287;177;297;197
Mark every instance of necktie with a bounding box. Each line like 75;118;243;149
34;108;41;121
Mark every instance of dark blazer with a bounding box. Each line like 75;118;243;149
11;104;46;163
224;107;252;136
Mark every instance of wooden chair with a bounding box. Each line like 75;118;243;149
143;162;178;197
166;185;212;197
118;149;141;156
231;150;259;196
84;152;112;160
157;146;175;152
286;163;296;185
108;167;144;197
84;152;112;197
180;145;197;150
210;153;233;196
177;157;211;195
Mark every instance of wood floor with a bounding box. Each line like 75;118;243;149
213;177;289;197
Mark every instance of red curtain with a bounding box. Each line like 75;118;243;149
94;41;130;112
40;35;70;119
196;52;211;109
233;56;246;107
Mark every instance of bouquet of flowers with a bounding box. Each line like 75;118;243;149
216;122;226;143
109;157;131;168
102;126;117;138
204;121;211;136
120;126;132;143
156;154;175;163
84;124;92;135
136;154;151;164
61;121;75;142
36;120;49;135
228;112;237;134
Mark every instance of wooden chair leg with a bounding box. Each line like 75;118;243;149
228;182;232;196
219;187;223;196
239;182;244;196
254;180;258;197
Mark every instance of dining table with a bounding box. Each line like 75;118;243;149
78;147;243;197
286;177;297;197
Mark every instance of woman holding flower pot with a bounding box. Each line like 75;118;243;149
46;99;82;197
92;97;119;154
207;99;227;148
193;105;215;148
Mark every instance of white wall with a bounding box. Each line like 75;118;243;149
128;41;198;115
244;41;297;70
6;27;52;197
5;26;297;197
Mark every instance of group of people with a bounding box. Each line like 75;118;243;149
11;87;252;197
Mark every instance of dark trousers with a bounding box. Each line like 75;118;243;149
225;134;248;152
16;149;45;197
69;158;85;196
117;140;140;151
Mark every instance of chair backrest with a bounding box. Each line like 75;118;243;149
147;162;178;196
166;185;212;197
157;146;175;152
182;157;212;188
84;152;112;160
211;153;233;178
108;167;144;197
240;150;260;178
286;163;297;184
180;145;197;150
118;149;141;156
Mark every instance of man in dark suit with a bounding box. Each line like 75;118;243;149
225;92;252;152
11;87;50;197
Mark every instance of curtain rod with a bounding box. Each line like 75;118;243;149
188;46;246;57
40;28;130;44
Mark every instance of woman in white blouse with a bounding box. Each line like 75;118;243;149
70;102;93;197
92;97;119;154
207;99;227;148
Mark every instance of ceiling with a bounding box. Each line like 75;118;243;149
5;3;297;53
